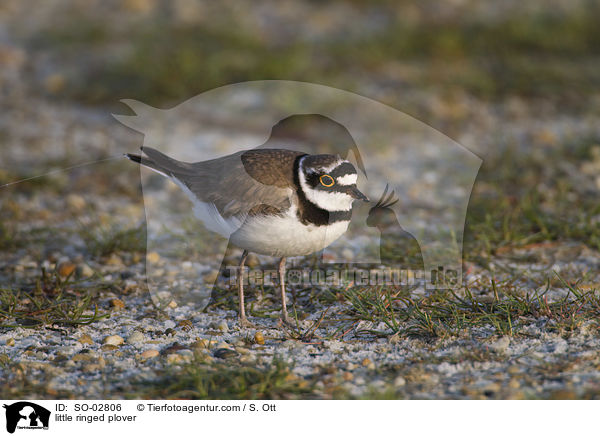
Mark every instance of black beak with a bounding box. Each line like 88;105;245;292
348;186;369;202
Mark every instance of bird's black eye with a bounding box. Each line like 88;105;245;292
319;174;335;187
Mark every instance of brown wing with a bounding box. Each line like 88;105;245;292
140;147;305;219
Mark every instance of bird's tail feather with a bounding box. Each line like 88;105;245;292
125;152;170;178
125;146;198;179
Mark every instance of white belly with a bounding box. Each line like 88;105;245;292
230;213;350;257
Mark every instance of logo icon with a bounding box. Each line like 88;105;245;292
3;402;50;434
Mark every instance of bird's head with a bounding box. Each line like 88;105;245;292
298;154;368;212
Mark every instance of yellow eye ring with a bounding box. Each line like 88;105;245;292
319;175;335;187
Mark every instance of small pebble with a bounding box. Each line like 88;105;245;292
66;194;86;211
162;343;187;355
103;335;124;346
394;376;406;387
105;254;123;266
254;332;265;345
140;349;159;360
194;350;214;363
483;382;501;395
213;348;239;359
78;334;93;345
192;339;210;349
127;331;145;344
166;354;185;364
58;262;76;278
217;321;229;333
361;358;375;370
6;338;15;346
489;336;510;353
239;354;255;364
79;264;94;278
507;365;520;375
146;251;161;264
111;299;125;310
177;320;193;331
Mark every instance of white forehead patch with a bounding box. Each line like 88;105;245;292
336;173;357;186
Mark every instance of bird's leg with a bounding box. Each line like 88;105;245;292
278;256;293;325
238;250;254;328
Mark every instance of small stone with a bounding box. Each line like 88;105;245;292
213;348;239;359
164;328;176;336
166;354;184;364
111;299;125;310
483;382;501;395
489;336;510;353
127;331;145;344
215;342;232;349
103;335;124;346
66;194;86;211
240;354;255;364
44;73;65;93
57;262;76;278
193;349;214;363
6;338;15;346
72;351;96;363
394;376;406;387
550;390;577;400
101;344;119;351
79;263;94;278
507;365;520;375
168;300;178;309
508;378;520;389
146;251;161;264
361;358;375;369
342;372;354;382
217;321;229;333
388;333;402;344
177;320;193;331
162;343;187;355
82;357;105;373
191;339;210;350
78;334;93;345
140;349;159;360
254;331;265;345
105;254;123;266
